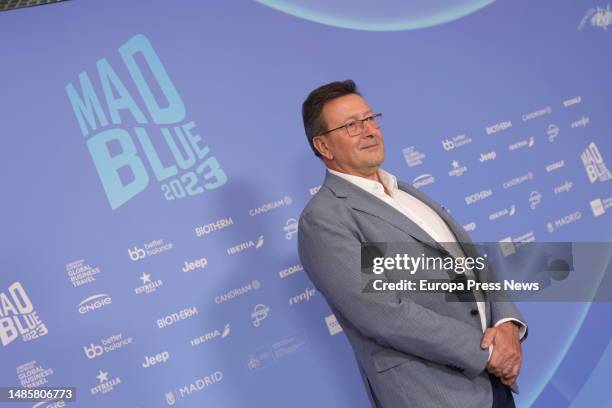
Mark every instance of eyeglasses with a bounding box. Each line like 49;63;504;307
321;113;383;137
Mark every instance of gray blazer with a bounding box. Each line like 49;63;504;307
298;171;526;408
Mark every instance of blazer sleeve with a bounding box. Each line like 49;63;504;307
298;210;489;379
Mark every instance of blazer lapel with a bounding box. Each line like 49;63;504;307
323;171;450;256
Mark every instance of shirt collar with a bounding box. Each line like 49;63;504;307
327;168;398;196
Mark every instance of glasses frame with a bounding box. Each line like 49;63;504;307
320;113;383;137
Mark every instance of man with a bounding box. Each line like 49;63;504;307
297;80;527;408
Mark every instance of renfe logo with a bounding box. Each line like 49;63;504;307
66;34;227;209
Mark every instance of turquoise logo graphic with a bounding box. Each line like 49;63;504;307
66;34;227;210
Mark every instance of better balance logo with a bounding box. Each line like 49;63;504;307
83;333;133;359
0;282;49;347
65;34;227;210
128;239;174;261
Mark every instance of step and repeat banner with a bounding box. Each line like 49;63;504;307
1;0;611;407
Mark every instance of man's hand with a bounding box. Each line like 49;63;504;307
481;322;522;385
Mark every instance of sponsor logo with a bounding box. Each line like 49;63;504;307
579;5;612;31
499;232;536;256
545;160;565;172
16;361;53;388
284;218;298;240
547;124;560;142
251;304;270;327
78;293;112;315
182;257;208;273
486;120;513;135
448;160;467;177
309;185;321;195
0;282;48;347
402;146;426;167
508;136;535;151
529;191;542;209
32;400;67;408
582;142;612;183
590;196;612;216
128;239;173;261
134;272;163;295
246;331;307;371
65;34;227;210
249;196;292;216
571;116;590;128
489;205;516;221
289;287;317;305
142;351;170;368
479;151;497;162
522;106;552;122
90;370;121;396
463;222;477;232
195;217;233;237
168;371;224;402
215;280;260;304
503;172;534;189
465;189;493;205
563;96;582;107
279;263;303;279
547;211;582;232
325;314;343;336
190;323;230;347
553;181;573;194
412;173;435;189
441;134;472;151
156;307;198;329
65;259;101;287
227;235;264;255
83;333;133;359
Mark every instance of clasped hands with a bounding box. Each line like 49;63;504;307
480;321;522;385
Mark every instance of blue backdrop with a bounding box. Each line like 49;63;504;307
1;0;611;407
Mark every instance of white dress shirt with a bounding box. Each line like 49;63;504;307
328;168;527;353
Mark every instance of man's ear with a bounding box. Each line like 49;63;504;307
313;136;333;160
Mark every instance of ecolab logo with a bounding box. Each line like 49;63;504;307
545;160;565;172
563;96;581;107
279;263;303;279
78;294;112;314
190;324;230;347
289;287;317;305
486;120;512;135
309;185;321;195
465;189;493;205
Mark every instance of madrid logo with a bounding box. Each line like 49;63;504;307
66;34;227;210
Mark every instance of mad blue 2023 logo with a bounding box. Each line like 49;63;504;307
66;34;227;210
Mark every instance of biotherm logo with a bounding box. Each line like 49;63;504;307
66;34;227;210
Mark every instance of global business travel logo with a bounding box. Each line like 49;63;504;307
66;34;227;210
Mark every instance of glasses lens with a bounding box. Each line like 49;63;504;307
346;121;360;136
373;113;382;128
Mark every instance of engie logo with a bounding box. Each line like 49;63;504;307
65;34;227;210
